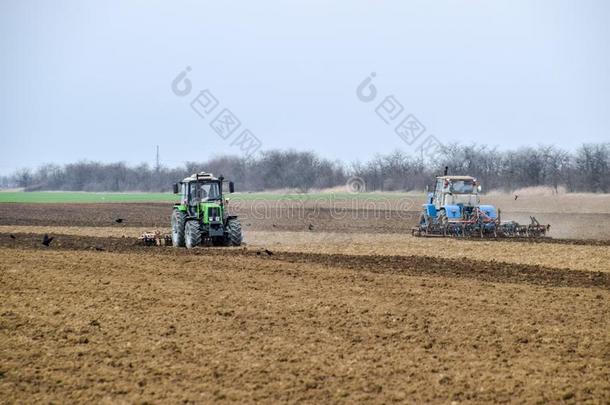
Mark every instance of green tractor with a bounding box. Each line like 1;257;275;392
171;172;242;248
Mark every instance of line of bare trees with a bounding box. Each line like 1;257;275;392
354;143;609;193
1;143;608;193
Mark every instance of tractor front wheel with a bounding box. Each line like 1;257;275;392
227;218;242;246
185;220;202;249
171;210;186;247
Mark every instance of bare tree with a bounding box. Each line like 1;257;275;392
14;168;33;189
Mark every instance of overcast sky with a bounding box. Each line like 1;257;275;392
1;0;608;174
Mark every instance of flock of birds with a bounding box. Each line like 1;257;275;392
7;217;126;248
9;233;56;247
7;216;286;256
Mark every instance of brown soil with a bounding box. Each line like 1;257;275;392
3;229;610;273
1;233;609;289
1;202;609;403
0;203;174;228
2;202;609;240
1;247;609;404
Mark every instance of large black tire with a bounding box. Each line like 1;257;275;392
171;210;186;247
227;218;242;246
185;220;202;249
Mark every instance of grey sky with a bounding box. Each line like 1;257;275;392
1;0;608;174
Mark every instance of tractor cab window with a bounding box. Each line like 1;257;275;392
187;182;220;203
450;180;475;194
181;183;188;203
197;182;220;201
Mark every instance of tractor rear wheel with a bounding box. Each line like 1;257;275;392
185;220;202;249
227;218;242;246
171;210;186;247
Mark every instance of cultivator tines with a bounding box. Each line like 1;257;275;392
138;231;172;246
526;216;550;237
412;211;550;240
494;217;550;238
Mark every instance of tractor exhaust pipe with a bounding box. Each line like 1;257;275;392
444;166;449;176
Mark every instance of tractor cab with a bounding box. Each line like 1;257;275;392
174;172;234;216
430;175;481;210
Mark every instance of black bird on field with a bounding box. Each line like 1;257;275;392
94;245;105;251
9;234;16;239
514;195;519;200
264;249;273;256
115;218;124;224
308;224;314;231
42;234;54;247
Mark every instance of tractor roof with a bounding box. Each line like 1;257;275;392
181;172;219;183
436;175;476;181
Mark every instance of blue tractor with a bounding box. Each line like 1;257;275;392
412;174;549;238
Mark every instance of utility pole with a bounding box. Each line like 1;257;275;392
155;145;160;172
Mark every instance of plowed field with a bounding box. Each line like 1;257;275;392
1;201;609;403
